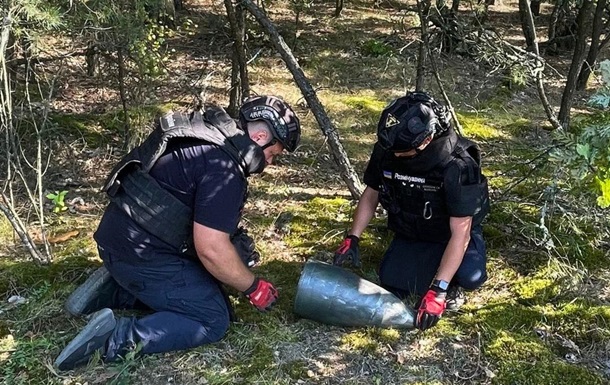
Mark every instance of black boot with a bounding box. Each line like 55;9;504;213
54;308;116;371
65;266;120;316
445;286;466;311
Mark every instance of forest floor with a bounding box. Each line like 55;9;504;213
1;0;610;384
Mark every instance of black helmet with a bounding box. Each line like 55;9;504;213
239;95;301;152
377;91;450;152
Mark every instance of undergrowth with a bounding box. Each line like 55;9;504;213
1;0;609;384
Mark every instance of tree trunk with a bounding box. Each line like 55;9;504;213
85;42;98;77
415;0;430;91
116;48;132;149
547;0;576;53
241;0;364;199
224;0;250;115
228;52;241;117
558;0;593;128
335;0;344;18
576;0;606;90
530;0;541;16
519;0;536;49
547;0;562;51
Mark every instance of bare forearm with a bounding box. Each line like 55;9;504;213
193;222;256;292
199;247;255;292
349;187;379;237
435;217;472;283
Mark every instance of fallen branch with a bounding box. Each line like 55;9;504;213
0;196;47;263
241;0;364;199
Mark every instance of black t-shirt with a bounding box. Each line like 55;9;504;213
94;141;246;255
363;142;482;218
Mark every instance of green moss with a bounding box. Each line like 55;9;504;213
339;327;402;354
493;355;605;385
484;327;604;383
548;217;610;269
545;301;610;343
283;197;354;250
481;224;510;248
221;324;279;382
344;96;385;117
373;327;401;343
487;201;538;224
283;197;391;271
340;329;380;353
0;255;95;294
504;117;532;136
241;343;275;378
487;330;551;361
473;302;543;331
474;297;608;384
513;277;558;305
458;112;510;140
46;114;103;147
307;196;353;212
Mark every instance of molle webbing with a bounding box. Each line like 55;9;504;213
113;171;192;250
102;110;247;252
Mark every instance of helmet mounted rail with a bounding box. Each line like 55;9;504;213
239;95;301;152
377;91;451;152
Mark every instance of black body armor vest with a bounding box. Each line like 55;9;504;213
378;137;489;243
102;107;263;252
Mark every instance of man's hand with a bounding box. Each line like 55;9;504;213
333;235;361;267
415;289;446;331
243;278;278;312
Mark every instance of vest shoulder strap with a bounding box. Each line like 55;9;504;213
450;138;482;184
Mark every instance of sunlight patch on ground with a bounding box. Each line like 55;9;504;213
459;113;513;140
0;216;13;245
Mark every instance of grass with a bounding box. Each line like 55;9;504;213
1;0;610;384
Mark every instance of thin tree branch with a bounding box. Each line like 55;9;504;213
240;0;364;199
523;0;562;129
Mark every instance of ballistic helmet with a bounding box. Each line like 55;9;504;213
377;92;451;152
239;95;301;152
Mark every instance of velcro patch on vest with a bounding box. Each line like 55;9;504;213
389;172;443;191
394;173;426;183
162;114;176;129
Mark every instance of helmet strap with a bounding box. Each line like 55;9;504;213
261;138;278;150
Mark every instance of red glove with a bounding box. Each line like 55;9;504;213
415;289;446;331
333;235;361;267
243;278;278;312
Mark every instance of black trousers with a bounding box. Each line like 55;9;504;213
378;228;487;298
98;245;230;361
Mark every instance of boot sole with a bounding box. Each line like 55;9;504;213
54;308;116;370
65;266;113;317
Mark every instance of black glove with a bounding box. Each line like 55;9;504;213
333;235;361;267
231;227;260;268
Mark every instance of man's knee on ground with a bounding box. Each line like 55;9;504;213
210;315;230;342
192;314;230;347
456;269;487;291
